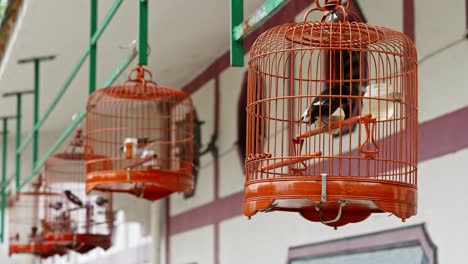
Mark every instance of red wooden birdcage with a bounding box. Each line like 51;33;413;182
9;179;69;258
85;65;194;201
244;0;418;227
44;127;113;253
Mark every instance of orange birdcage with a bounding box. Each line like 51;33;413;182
44;127;113;253
9;178;69;258
85;65;194;201
243;0;418;228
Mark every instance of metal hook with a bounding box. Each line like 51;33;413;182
316;200;348;225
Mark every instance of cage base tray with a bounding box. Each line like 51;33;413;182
86;168;193;201
9;244;68;258
243;176;416;227
43;232;112;253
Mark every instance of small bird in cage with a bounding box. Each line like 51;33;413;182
300;50;364;129
120;137;160;157
49;201;63;211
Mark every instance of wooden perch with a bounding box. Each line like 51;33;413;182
295;114;372;140
260;152;322;172
125;155;157;170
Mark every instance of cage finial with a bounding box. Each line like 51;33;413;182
303;0;360;23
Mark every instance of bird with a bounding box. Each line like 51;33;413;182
49;201;63;211
95;196;109;207
300;50;365;125
64;190;83;207
119;137;161;153
30;226;38;238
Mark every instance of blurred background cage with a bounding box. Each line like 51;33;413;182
45;127;113;253
85;65;195;201
243;0;418;227
9;177;69;258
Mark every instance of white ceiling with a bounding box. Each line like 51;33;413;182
0;0;264;134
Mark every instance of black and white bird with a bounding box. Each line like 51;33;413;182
64;190;83;207
301;50;364;125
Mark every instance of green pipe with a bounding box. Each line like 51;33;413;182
89;0;98;94
20;51;137;189
15;94;21;192
232;0;287;41
17;56;55;167
90;0;124;44
1;119;8;243
17;0;124;154
138;0;148;65
230;0;244;67
1;172;14;191
33;60;40;167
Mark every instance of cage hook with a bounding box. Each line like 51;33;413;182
316;200;348;225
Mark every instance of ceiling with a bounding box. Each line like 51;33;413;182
0;0;264;134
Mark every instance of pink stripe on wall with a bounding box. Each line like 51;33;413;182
403;0;415;41
170;192;242;236
466;0;468;29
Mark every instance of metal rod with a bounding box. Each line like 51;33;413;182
33;60;40;166
20;51;137;189
1;172;15;191
17;56;55;168
138;0;148;65
321;173;327;202
320;201;347;225
230;0;244;67
0;116;16;242
15;94;22;192
1;119;8;243
89;0;98;94
16;0;124;154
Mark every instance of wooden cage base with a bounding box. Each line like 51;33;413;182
243;177;416;228
86;168;193;201
9;244;68;258
43;232;112;253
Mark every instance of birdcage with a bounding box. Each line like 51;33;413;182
44;128;113;253
9;179;69;258
243;0;418;227
85;65;194;201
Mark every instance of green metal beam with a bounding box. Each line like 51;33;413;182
232;0;287;41
138;0;148;65
1;116;15;243
33;60;39;166
89;0;98;94
230;0;288;66
1;121;4;243
17;55;55;169
1;172;15;191
230;0;244;67
20;50;137;189
17;0;124;155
